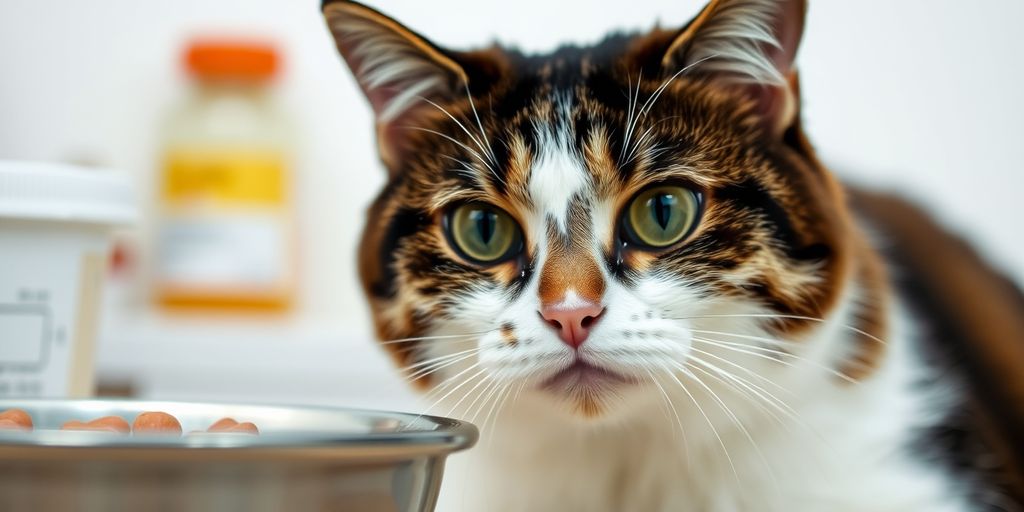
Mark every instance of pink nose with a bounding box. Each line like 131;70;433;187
539;302;605;349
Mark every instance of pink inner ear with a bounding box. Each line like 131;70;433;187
765;0;806;77
366;88;395;120
744;80;796;136
759;0;804;135
325;4;465;123
331;34;409;120
714;0;803;135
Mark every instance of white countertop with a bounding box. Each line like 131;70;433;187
95;307;423;413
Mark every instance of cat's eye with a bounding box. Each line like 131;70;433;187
621;185;701;248
445;203;523;264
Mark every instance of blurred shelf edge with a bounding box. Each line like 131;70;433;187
98;310;375;372
95;301;423;411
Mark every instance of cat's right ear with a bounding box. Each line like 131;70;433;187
658;0;807;137
322;0;478;169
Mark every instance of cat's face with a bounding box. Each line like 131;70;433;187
325;0;882;420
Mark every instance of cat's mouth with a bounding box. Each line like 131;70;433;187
540;359;633;392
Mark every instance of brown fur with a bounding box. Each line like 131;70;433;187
539;218;607;305
853;189;1024;501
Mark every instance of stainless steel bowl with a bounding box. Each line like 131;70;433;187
0;399;477;512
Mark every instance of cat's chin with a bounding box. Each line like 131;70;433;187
537;360;640;420
540;360;633;392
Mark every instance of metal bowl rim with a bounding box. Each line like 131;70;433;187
0;398;478;454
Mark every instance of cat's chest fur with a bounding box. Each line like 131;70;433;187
434;298;974;512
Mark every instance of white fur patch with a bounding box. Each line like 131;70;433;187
544;289;590;310
528;122;591;234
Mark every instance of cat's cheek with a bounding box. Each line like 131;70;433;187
448;286;511;328
628;275;706;315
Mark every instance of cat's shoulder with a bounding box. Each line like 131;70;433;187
848;187;1024;508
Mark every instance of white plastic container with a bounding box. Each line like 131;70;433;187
0;161;134;398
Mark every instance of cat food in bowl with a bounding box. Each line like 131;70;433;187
61;415;131;433
131;411;184;434
43;409;258;436
0;408;33;431
206;417;260;434
0;399;476;512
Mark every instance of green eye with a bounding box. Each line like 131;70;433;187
447;203;523;264
623;185;701;248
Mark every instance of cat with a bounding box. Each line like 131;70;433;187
321;0;1024;510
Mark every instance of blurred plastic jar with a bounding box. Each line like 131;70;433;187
156;39;296;311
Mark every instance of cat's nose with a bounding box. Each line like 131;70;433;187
539;302;605;349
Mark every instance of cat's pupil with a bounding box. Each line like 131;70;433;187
651;194;675;231
475;210;496;245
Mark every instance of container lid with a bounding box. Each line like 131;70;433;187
185;39;279;82
0;161;136;226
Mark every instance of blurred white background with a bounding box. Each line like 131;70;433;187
0;0;1021;409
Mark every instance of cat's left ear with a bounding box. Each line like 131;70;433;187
322;0;502;171
661;0;806;136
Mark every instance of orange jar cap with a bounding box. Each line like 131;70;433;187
184;39;279;81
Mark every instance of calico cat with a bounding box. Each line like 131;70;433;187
321;0;1024;510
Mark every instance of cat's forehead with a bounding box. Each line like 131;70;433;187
526;120;592;230
418;69;755;216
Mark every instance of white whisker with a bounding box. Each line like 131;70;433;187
620;54;719;166
404;366;486;430
682;356;788;428
402;349;483;382
645;368;691;469
379;331;489;346
483;384;514;451
638;54;720;119
682;364;779;492
403;126;499;177
399;346;482;371
463;85;497;164
445;372;494;419
420;96;497;172
620;69;648;164
676;313;887;346
692;336;858;384
686;345;795;398
468;377;506;427
419;362;484;403
688;355;833;456
661;366;740;481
